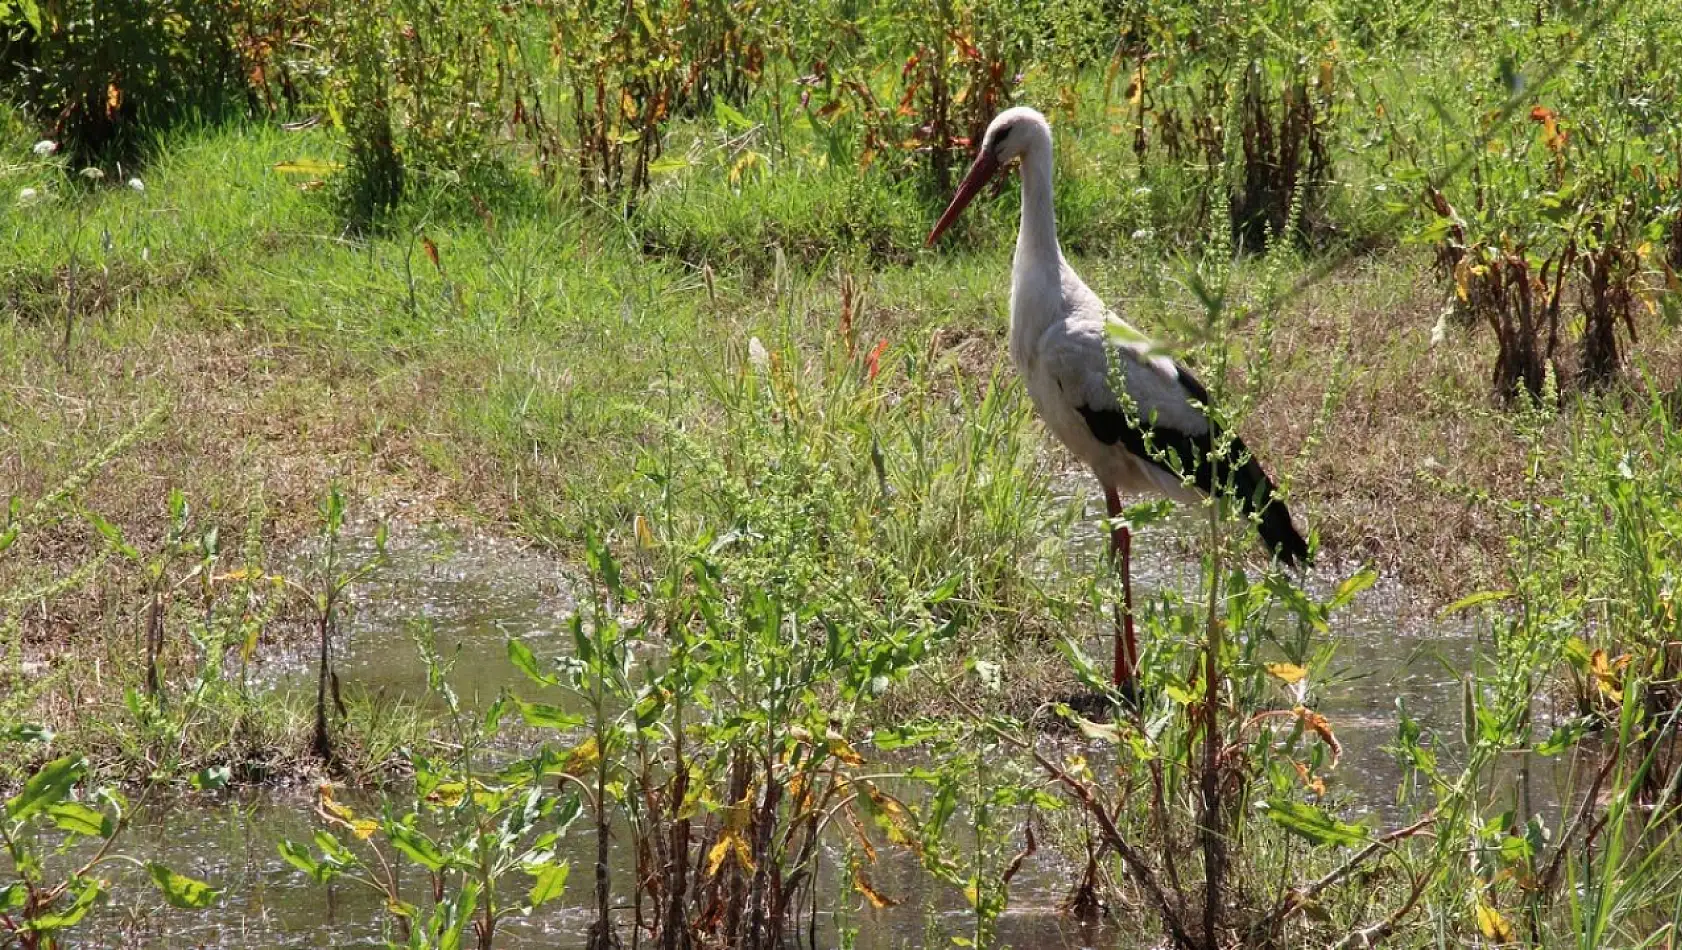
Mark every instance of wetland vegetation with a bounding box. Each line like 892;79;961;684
6;0;1682;946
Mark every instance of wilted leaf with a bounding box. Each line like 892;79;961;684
1295;706;1343;767
854;869;900;908
1476;902;1515;943
1589;649;1625;702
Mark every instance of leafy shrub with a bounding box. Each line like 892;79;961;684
0;0;245;162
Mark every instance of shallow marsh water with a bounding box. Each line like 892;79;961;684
85;505;1567;947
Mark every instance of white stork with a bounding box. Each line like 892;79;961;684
926;106;1308;696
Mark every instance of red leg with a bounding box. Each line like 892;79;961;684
1105;486;1139;694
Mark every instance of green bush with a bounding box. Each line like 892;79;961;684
0;0;247;162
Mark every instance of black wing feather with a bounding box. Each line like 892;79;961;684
1076;362;1308;566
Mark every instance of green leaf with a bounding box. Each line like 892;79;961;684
1438;590;1510;618
1327;568;1378;611
527;861;570;908
47;802;112;838
147;863;220;909
1257;799;1370;848
647;156;690;175
0;882;25;912
1537;718;1589;757
514;697;584;730
507;639;554;686
277;839;328;883
714;100;754;131
28;878;102;930
191;765;231;790
386;822;447;872
16;0;42;34
273;159;343;175
7;755;86;821
84;510;140;560
2;723;53;744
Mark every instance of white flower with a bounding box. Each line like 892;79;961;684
32;140;57;157
17;187;38;204
747;336;770;371
127;177;144;192
1131;228;1155;241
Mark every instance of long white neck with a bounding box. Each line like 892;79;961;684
1009;137;1063;362
1012;144;1060;285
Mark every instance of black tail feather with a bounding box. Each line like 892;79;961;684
1074;400;1309;567
1233;452;1309;567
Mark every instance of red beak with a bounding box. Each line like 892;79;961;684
925;151;1001;246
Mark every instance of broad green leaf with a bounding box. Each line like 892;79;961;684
277;839;328;883
514;698;584;731
0;882;24;912
386;823;447;872
47;801;112;838
527;861;570;908
147;863;220;909
507;639;553;686
7;755;86;821
1537;718;1588;756
17;0;42;33
1257;798;1369;848
191;765;231;790
647;156;690;175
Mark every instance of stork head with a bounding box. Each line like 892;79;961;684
926;107;1051;246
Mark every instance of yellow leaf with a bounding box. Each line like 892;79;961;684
827;734;865;766
566;736;600;771
728;151;761;186
706;837;733;876
1266;662;1308;685
1476;902;1515;944
351;818;378;840
634;514;655;550
1126;64;1145;105
1589;649;1623;702
707;829;755;875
